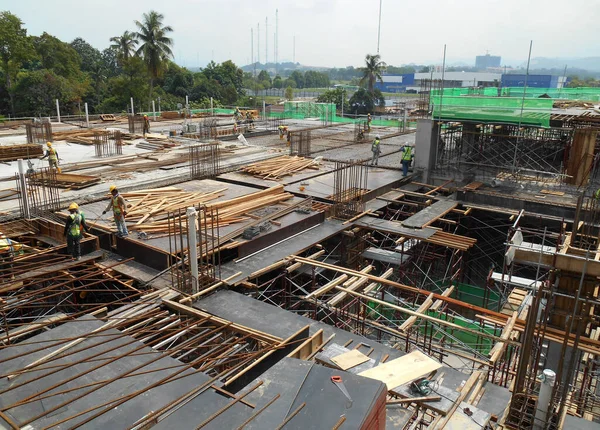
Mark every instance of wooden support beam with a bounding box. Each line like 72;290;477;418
399;294;434;332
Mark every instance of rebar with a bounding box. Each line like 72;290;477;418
331;160;368;220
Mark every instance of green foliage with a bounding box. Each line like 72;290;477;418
567;76;600;88
13;69;81;116
386;65;415;74
162;63;193;97
33;33;82;79
110;31;138;64
419;66;431;73
272;75;283;89
359;54;387;94
316;87;349;111
285;86;293;100
0;11;35;115
349;87;385;114
257;70;271;88
97;56;148;113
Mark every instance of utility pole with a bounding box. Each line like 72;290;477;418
377;0;383;53
276;9;279;74
293;35;296;63
251;28;254;76
266;17;268;66
258;23;260;65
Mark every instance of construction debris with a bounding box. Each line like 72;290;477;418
0;143;43;161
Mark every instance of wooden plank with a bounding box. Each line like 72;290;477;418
331;349;370;370
358;350;442;389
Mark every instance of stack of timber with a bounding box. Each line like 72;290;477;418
52;129;99;145
241;155;320;180
28;172;101;189
124;185;293;234
136;134;180;150
0;144;43;161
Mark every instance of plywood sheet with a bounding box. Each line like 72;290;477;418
358;350;442;389
331;349;370;370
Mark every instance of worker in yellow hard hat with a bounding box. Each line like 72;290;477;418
40;141;60;171
0;232;22;273
102;185;128;237
143;114;150;136
63;202;90;261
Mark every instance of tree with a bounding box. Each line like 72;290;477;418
349;87;385;115
0;11;35;116
317;87;348;111
285;86;293;100
387;65;416;75
419;66;431;73
70;38;102;74
290;70;304;88
359;54;386;94
135;11;174;102
33;33;81;79
272;75;283;89
257;70;271;88
163;63;193;98
109;31;138;64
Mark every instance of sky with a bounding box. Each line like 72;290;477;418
5;0;600;69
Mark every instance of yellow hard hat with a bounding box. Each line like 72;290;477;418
68;202;79;211
46;142;52;147
109;185;117;193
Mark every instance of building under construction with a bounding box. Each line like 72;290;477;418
0;95;600;429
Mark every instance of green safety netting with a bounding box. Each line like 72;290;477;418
501;87;600;101
431;95;553;127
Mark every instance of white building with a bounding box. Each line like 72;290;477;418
411;72;502;91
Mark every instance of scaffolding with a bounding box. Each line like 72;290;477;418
435;120;573;183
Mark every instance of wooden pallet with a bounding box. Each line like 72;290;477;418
100;114;117;121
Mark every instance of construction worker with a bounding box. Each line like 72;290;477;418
63;202;90;261
102;185;129;237
278;125;288;140
234;107;242;121
0;233;22;273
401;143;415;177
287;130;292;145
40;142;59;171
371;135;381;166
233;122;238;134
143;115;150;136
367;113;372;131
594;188;600;200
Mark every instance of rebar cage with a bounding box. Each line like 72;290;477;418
189;143;221;180
331;160;369;220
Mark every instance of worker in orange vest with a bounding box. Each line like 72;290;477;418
102;185;128;237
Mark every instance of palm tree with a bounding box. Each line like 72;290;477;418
359;54;387;94
134;11;174;100
109;31;138;63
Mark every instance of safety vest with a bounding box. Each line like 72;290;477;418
402;146;412;161
112;195;122;215
595;189;600;200
48;148;57;162
0;238;13;254
69;213;82;237
373;138;380;148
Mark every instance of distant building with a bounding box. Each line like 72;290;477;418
501;74;567;89
374;74;415;93
476;54;501;69
412;72;501;90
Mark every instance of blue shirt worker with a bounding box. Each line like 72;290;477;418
63;203;90;261
400;144;415;177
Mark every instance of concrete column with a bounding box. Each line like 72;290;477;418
262;100;266;120
158;97;161;114
210;97;213;116
403;108;407;132
55;99;61;123
152;100;156;121
130;97;135;115
84;103;89;128
533;369;556;430
17;159;30;219
415;119;439;182
186;207;199;294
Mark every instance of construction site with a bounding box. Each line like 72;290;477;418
0;88;600;430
